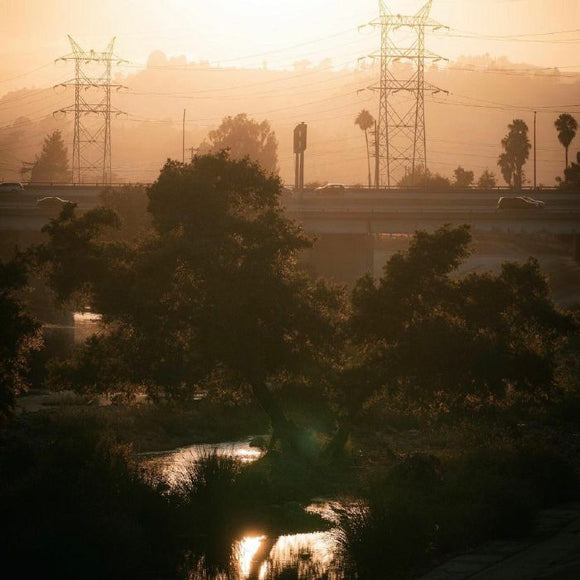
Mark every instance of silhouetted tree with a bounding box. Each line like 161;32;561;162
477;169;497;189
560;151;580;189
24;130;70;183
325;225;574;457
554;113;578;172
453;166;474;188
398;166;451;190
36;152;340;455
0;257;41;431
497;119;530;190
355;109;375;188
200;113;278;174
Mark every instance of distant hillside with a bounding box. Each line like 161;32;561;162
1;53;578;186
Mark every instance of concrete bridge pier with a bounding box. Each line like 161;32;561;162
300;233;375;285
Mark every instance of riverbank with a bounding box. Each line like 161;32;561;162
6;391;580;579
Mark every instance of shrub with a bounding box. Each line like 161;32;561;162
0;414;180;579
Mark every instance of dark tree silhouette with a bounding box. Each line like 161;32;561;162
24;130;70;183
325;225;574;457
561;151;580;189
0;257;41;431
355;109;375;188
398;166;451;190
36;152;340;455
554;113;578;172
200;113;278;174
453;166;474;188
497;119;531;190
477;169;497;189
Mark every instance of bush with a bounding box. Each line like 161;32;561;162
335;438;579;579
0;414;181;579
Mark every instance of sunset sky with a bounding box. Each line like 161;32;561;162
1;0;579;91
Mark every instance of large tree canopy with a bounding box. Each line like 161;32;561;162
37;152;339;453
325;225;574;456
200;114;279;175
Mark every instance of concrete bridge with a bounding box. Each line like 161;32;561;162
1;184;579;283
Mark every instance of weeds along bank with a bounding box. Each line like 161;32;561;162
1;406;579;579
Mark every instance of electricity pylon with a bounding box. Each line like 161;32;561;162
56;36;125;184
365;1;447;187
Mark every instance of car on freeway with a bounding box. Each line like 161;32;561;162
315;183;346;193
0;182;24;193
497;196;545;209
36;196;73;210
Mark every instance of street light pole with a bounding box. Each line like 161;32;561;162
534;110;537;189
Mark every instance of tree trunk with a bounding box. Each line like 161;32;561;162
566;145;569;171
250;379;305;456
324;415;356;460
323;394;367;461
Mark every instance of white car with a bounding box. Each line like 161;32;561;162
497;196;544;210
0;182;24;193
36;196;73;209
315;183;346;193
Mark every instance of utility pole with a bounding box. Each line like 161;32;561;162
534;110;537;189
365;1;447;188
373;120;380;188
182;109;186;164
56;36;125;184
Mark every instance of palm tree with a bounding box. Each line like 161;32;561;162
355;109;375;188
498;119;530;190
555;113;578;172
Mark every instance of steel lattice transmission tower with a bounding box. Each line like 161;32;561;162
56;36;125;184
367;0;446;187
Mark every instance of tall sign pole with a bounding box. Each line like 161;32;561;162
293;122;307;193
534;110;537;189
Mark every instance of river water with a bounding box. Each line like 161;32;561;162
143;441;340;580
42;314;341;578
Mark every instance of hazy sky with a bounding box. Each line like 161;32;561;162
1;0;579;91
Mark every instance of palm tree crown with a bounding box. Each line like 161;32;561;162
355;110;374;133
555;113;578;170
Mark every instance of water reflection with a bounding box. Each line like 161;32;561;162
142;440;264;486
249;532;337;580
153;443;340;579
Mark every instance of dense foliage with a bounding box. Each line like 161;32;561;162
36;152;340;453
0;257;41;430
326;225;575;456
199;113;279;174
34;153;575;459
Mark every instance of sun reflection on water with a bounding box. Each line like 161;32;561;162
234;531;336;579
237;535;267;577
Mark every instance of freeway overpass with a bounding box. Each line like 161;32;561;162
1;184;579;283
2;185;580;233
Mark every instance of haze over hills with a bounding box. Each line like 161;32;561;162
1;52;578;186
